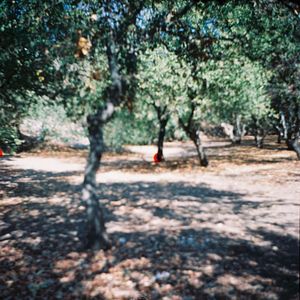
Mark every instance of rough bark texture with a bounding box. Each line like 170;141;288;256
81;103;115;250
81;113;112;250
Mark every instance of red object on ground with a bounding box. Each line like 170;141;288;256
0;149;3;157
153;153;161;163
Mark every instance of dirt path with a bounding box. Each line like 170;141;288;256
0;138;299;299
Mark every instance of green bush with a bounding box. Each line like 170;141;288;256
104;109;157;151
1;101;187;154
0;125;22;153
21;100;87;145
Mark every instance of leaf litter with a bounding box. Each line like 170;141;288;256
0;137;299;299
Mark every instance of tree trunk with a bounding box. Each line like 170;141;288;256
192;128;208;167
234;115;242;144
280;111;288;140
81;113;112;250
178;106;208;167
292;133;300;159
277;134;281;144
221;122;241;144
79;24;138;249
275;125;283;144
282;110;294;150
286;131;294;150
79;31;126;250
255;128;265;148
157;117;168;161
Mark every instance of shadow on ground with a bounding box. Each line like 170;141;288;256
0;162;299;299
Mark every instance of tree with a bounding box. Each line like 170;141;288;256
137;46;185;161
174;66;210;166
253;3;300;155
138;45;210;166
0;0;88;150
68;1;209;249
178;100;209;167
209;1;300;155
0;1;49;151
200;56;272;147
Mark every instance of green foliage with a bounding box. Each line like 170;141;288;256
22;99;86;145
137;46;183;107
103;109;157;151
104;107;185;151
0;125;22;153
201;56;272;125
1;0;299;152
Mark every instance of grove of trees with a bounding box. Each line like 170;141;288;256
1;0;299;249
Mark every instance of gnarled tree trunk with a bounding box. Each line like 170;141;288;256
280;111;288;140
80;32;124;250
81;105;116;250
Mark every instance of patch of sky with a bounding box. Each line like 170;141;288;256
202;18;220;38
137;8;154;29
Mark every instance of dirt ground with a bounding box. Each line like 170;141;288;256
0;137;299;300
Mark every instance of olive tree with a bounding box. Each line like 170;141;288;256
137;46;185;161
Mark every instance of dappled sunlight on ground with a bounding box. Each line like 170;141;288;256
0;137;299;299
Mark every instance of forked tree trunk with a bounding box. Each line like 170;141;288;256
178;114;208;167
221;122;241;144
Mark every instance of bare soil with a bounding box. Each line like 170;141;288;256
0;137;299;300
